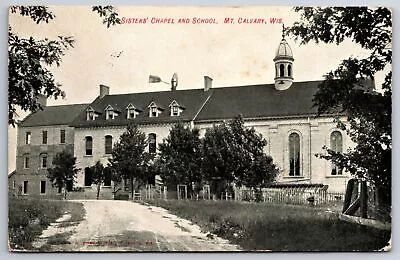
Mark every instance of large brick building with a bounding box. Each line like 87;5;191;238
10;36;366;198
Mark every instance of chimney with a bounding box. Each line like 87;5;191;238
37;94;47;108
204;76;213;92
99;84;110;98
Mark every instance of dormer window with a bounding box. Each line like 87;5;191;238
148;102;163;118
86;106;99;121
105;105;119;120
169;100;184;117
126;103;141;119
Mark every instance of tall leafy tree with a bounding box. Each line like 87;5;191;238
8;6;120;126
203;116;278;193
47;151;80;199
108;124;150;199
157;123;202;194
288;7;392;205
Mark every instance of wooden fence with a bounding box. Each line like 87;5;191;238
234;187;345;206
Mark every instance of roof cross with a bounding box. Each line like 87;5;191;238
282;24;285;39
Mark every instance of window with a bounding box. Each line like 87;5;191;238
172;106;179;116
42;131;47;144
12;180;16;190
86;107;98;121
58;186;62;194
150;107;158;117
105;135;113;154
84;167;92;186
106;109;114;120
289;133;301;176
40;181;46;194
25;132;31;145
127;106;139;119
23;181;28;194
24;155;30;169
60;130;66;144
66;179;73;192
40;154;48;168
149;133;157;154
104;167;112;186
85;136;93;156
279;64;285;77
288;64;292;77
330;131;343;175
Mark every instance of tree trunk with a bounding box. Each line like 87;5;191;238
131;177;134;200
97;183;101;200
64;186;67;200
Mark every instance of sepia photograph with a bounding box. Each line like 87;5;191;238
7;5;392;252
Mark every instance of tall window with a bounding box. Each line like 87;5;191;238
25;132;31;145
289;133;301;176
149;133;156;154
171;106;179;116
66;179;73;191
288;64;292;77
40;181;46;194
23;180;28;194
330;131;343;175
279;64;285;77
85;136;93;156
24;154;30;169
40;154;48;168
105;135;113;154
60;129;66;144
104;167;112;186
150;107;157;117
42;131;47;144
84;167;92;186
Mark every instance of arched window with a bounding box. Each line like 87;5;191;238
330;131;343;175
288;64;292;77
105;135;113;154
40;153;48;169
149;133;157;154
85;136;93;156
104;167;112;186
289;133;301;176
84;167;92;186
279;64;285;77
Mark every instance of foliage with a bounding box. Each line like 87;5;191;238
8;197;84;250
203;115;278;190
8;6;120;126
92;6;121;28
90;161;105;200
47;151;79;199
108;124;151;198
157;123;203;192
288;7;392;204
146;199;390;251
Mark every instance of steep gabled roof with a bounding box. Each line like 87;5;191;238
71;89;212;128
195;81;322;122
18;103;89;127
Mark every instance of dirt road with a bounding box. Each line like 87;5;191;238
33;200;241;252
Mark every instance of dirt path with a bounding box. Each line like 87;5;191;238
36;200;241;252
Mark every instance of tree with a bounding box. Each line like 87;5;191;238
288;7;392;205
47;151;80;199
203;116;278;195
8;6;120;126
157;123;202;194
90;161;105;200
108;124;150;199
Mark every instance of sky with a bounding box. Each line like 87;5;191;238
7;6;389;173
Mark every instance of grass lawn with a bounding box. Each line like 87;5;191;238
145;199;391;251
8;197;85;250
